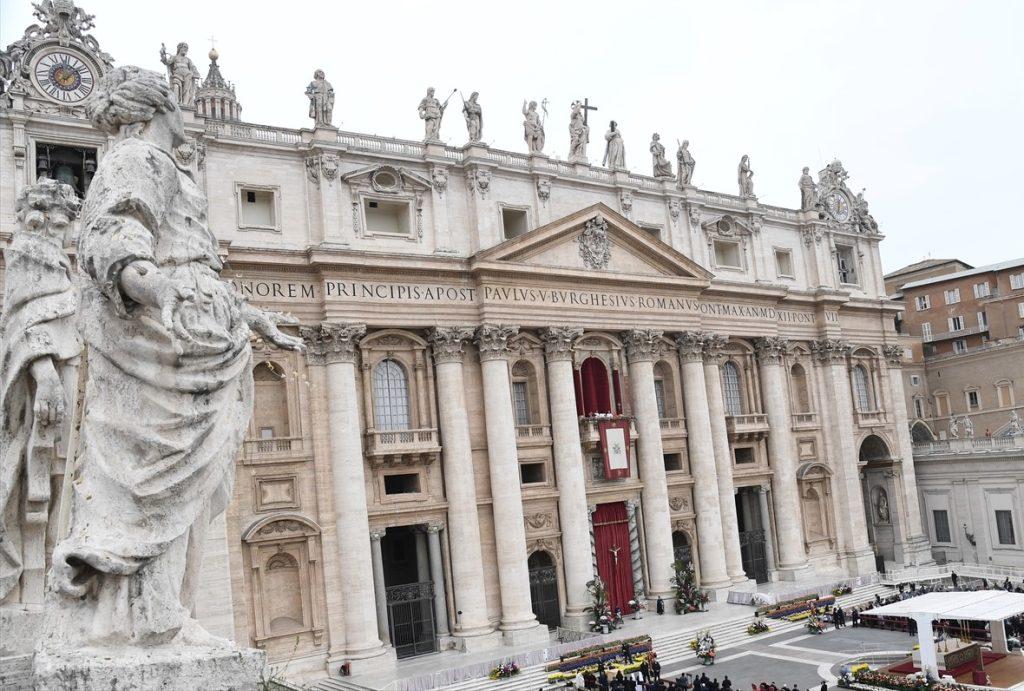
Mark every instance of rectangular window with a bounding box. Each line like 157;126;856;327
775;248;794;278
519;462;546;485
383;473;420;495
1011;273;1024;290
910;375;921;387
966;390;980;409
836;245;858;284
915;295;931;311
239;187;276;228
512;381;531;426
1018;302;1024;319
933;510;951;543
734;447;755;464
996;383;1013;408
934;394;948;417
501;206;529;240
663;453;683;472
995;510;1016;545
921;322;933;340
914;398;924;419
714;239;742;269
953;339;968;354
364;198;411;236
948;316;965;332
944;288;961;305
977;311;988;329
654;379;667;419
259;426;275;439
973;282;991;298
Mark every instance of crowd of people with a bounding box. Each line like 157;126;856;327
560;669;831;691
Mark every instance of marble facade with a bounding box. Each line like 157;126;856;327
0;1;936;684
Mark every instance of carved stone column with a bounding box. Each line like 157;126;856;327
701;333;748;584
302;324;391;669
811;339;875;574
426;523;450;637
755;337;810;579
621;329;675;599
369;529;391;646
541;326;594;629
427;327;499;650
675;332;731;590
625;499;646;600
474;325;546;644
882;345;932;565
757;486;778;576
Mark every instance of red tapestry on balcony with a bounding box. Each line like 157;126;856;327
599;419;631;480
592;502;634;614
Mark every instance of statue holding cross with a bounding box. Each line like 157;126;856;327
569;99;596;163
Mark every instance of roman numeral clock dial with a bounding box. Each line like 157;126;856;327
32;50;96;104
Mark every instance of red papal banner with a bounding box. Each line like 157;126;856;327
599;419;631;480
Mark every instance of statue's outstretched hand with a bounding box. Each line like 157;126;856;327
241;303;305;352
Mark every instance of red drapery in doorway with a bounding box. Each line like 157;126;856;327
580;357;612;415
592;502;635;613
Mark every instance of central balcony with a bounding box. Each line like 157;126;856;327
241;435;307;464
856;410;886;427
578;415;639;450
364;427;441;468
725;413;769;441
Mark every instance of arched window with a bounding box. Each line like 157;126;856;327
653;361;677;418
852;365;871;411
722;361;743;416
790;363;810;414
253;362;290;439
511;360;539;426
373;359;411;430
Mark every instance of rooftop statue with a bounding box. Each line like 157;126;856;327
650;133;672;179
419;86;453;141
32;65;302;686
676;140;695;187
738;154;754;197
603;120;625;170
462;90;482;143
522;99;545;153
568;100;589;163
306;68;335;127
159;41;200;107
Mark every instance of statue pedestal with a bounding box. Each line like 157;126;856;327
33;645;266;691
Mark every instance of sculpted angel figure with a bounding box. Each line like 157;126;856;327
522;99;545;153
41;66;303;650
306;69;335;127
0;178;82;604
158;41;200;107
650;133;673;178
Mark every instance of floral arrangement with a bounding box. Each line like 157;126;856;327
544;636;652;674
695;630;716;664
747;617;771;635
546;651;654;684
762;595;836;620
848;668;965;691
833;584;853;597
584;577;617;632
489;661;520;680
806;612;827;634
672;560;709;614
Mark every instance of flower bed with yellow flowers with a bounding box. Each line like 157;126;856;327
546;651;654;684
544;635;652;676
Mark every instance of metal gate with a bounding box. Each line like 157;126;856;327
386;581;437;659
738;530;769;583
529;565;561;628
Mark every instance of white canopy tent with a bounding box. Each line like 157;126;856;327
864;591;1024;678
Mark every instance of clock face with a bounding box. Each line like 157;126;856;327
33;50;95;103
826;191;851;222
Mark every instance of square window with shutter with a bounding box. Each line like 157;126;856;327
915;295;931;311
237;186;278;230
933;510;951;543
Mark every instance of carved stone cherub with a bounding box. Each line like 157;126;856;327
0;178;82;604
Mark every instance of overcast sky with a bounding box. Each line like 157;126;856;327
3;0;1022;272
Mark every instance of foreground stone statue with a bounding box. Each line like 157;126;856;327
31;65;302;689
0;179;82;607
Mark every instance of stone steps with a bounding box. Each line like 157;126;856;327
0;654;34;691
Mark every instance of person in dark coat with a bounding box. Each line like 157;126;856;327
657;596;665;615
950;570;959;589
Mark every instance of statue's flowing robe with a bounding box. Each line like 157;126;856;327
49;138;252;644
605;131;625;168
0;228;80;599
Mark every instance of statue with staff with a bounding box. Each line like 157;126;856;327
419;86;455;141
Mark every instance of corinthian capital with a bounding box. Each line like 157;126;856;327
882;344;904;368
701;333;729;365
475;324;519;362
428;326;475;364
300;322;366;365
810;338;851;363
540;326;582;362
754;336;789;366
675;331;705;363
621;329;665;363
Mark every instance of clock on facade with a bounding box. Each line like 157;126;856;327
31;49;96;103
825;191;851;222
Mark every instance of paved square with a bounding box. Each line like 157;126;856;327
663;651;825;690
774;628;914;655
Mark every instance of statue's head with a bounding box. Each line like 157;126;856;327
741;155;749;164
176;42;188;54
609;120;617;129
15;177;80;240
652;133;660;141
470;91;478;100
803;166;809;174
87;65;181;141
529;100;537;109
314;68;325;80
427;87;435;97
682;139;689;147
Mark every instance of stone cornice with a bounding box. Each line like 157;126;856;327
540;326;582;362
300;322;366;365
620;329;665;363
475;324;519;362
755;336;789;366
810;338;851;363
427;326;476;364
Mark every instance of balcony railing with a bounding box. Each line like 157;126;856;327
578;416;638;449
856;410;886;426
724;413;769;441
515;424;551;447
659;417;687;438
922;324;988;343
913;436;1024;456
241;436;306;463
365;427;440;466
791;412;818;429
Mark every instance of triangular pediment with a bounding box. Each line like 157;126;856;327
472;203;712;282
